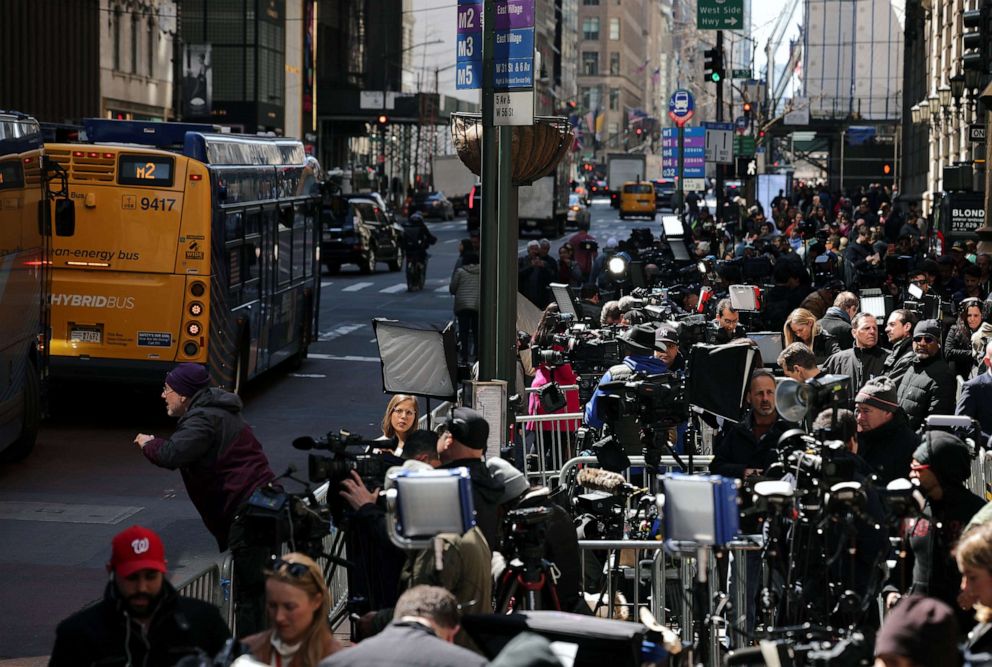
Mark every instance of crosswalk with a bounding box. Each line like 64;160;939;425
323;279;452;296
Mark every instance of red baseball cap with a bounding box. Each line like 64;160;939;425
108;525;167;578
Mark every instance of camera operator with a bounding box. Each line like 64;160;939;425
777;343;822;383
896;319;956;431
599;299;622;327
486;458;582;613
708;298;746;344
437;408;505;550
882;309;919;385
584;325;670;430
854;377;918;485
883;433;986;626
820;291;860;349
823;312;887;396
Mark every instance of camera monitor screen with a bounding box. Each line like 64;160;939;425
549;283;579;319
748;332;783;367
661;215;684;239
669;239;691;262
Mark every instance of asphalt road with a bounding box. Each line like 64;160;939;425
0;197;663;659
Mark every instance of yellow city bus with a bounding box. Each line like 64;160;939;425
46;120;322;392
0;111;67;461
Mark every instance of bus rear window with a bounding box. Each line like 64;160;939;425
118;155;174;187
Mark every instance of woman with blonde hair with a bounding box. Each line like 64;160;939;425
243;553;343;666
783;307;839;364
377;394;419;456
956;522;992;656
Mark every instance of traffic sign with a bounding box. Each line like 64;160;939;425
667;89;695;127
697;0;744;30
662;127;705;178
732;69;752;79
970;124;986;143
703;122;734;164
456;0;482;90
734;135;756;157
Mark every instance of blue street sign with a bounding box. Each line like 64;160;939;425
493;28;534;61
667;89;695;126
456;60;483;90
494;58;534;88
456;0;483;90
702;121;735;131
735;115;748;130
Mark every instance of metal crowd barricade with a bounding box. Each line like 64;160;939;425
310;482;349;629
418;400;454;431
557;454;714;489
175;561;223;609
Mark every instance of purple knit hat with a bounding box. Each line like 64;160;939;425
165;363;210;397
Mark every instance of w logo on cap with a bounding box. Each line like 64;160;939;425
131;537;150;555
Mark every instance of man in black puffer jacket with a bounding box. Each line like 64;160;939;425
50;526;230;667
854;377;918;484
822;312;887;398
896;319;956;430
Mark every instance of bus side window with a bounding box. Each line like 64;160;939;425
243;238;260;302
278;207;292;286
292;205;306;280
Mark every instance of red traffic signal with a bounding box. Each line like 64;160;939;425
376;114;389;125
883;163;892;175
743;102;753;114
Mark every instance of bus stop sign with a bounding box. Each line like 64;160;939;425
668;89;695;127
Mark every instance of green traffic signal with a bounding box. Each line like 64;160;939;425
710;72;721;83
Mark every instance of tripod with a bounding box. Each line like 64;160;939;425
494;506;561;612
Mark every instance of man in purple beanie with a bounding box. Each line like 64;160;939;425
133;362;275;635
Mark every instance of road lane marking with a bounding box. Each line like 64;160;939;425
289;373;327;378
317;323;367;341
0;501;142;524
321;281;333;288
341;281;374;292
443;238;460;244
380;283;408;293
308;353;381;362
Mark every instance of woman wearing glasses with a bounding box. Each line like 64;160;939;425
243;553;343;666
377;394;419;456
945;298;984;380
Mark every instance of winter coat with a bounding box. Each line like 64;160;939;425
583;355;669;429
318;621;486;667
896;354;957;430
959;371;992;446
439;457;504;550
946;322;979;379
822;345;887;396
50;580;230;667
242;629;343;667
882;337;915;385
450;263;481;313
855;409;918;484
142;387;275;550
820;307;853;349
811;331;841;364
527;362;581;431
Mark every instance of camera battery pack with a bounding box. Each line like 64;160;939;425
661;473;739;546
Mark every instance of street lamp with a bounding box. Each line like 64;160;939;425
927;93;941;116
938;84;952;108
911;103;923;124
950;74;966;107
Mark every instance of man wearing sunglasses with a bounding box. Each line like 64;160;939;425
895;319;956;431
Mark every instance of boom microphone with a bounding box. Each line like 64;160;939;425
577;468;640;495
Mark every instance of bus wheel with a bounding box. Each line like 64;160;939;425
0;361;40;463
360;247;377;275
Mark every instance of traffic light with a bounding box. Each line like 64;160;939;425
703;46;724;84
883;163;892;176
963;6;989;74
635;127;643;137
376;114;389;126
742;101;753;119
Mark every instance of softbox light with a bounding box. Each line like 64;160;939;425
748;332;783;367
549;282;579;319
687;342;759;422
372;318;457;400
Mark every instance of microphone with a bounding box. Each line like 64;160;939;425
576;468;639;495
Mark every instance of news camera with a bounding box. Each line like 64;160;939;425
596;373;689;429
293;429;395;489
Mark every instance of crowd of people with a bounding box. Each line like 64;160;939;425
44;177;992;666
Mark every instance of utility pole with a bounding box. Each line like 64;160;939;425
715;30;725;225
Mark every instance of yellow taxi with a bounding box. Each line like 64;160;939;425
619;181;656;220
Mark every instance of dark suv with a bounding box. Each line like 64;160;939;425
320;196;403;274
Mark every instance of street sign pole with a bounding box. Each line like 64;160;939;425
479;0;502;383
715;29;724;229
668;89;695;228
678;124;685;227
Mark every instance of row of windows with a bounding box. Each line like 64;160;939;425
581;17;620;41
580;52;624;77
111;6;157;77
580;86;622;111
224;203;317;308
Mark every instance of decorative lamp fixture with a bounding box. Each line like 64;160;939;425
965;68;983;92
938;85;952;108
928;93;941;116
950;74;966;105
911;103;923;124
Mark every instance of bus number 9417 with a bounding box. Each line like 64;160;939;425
140;197;176;211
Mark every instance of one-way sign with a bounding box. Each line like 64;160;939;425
970;124;986;143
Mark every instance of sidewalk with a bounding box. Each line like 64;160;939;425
0;659;47;667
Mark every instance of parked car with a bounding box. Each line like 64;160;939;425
566;193;591;228
410;191;455;220
342;191;397;224
587;179;608;197
653;179;676;210
320;196;403;274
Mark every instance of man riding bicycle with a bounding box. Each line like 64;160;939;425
402;212;437;291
